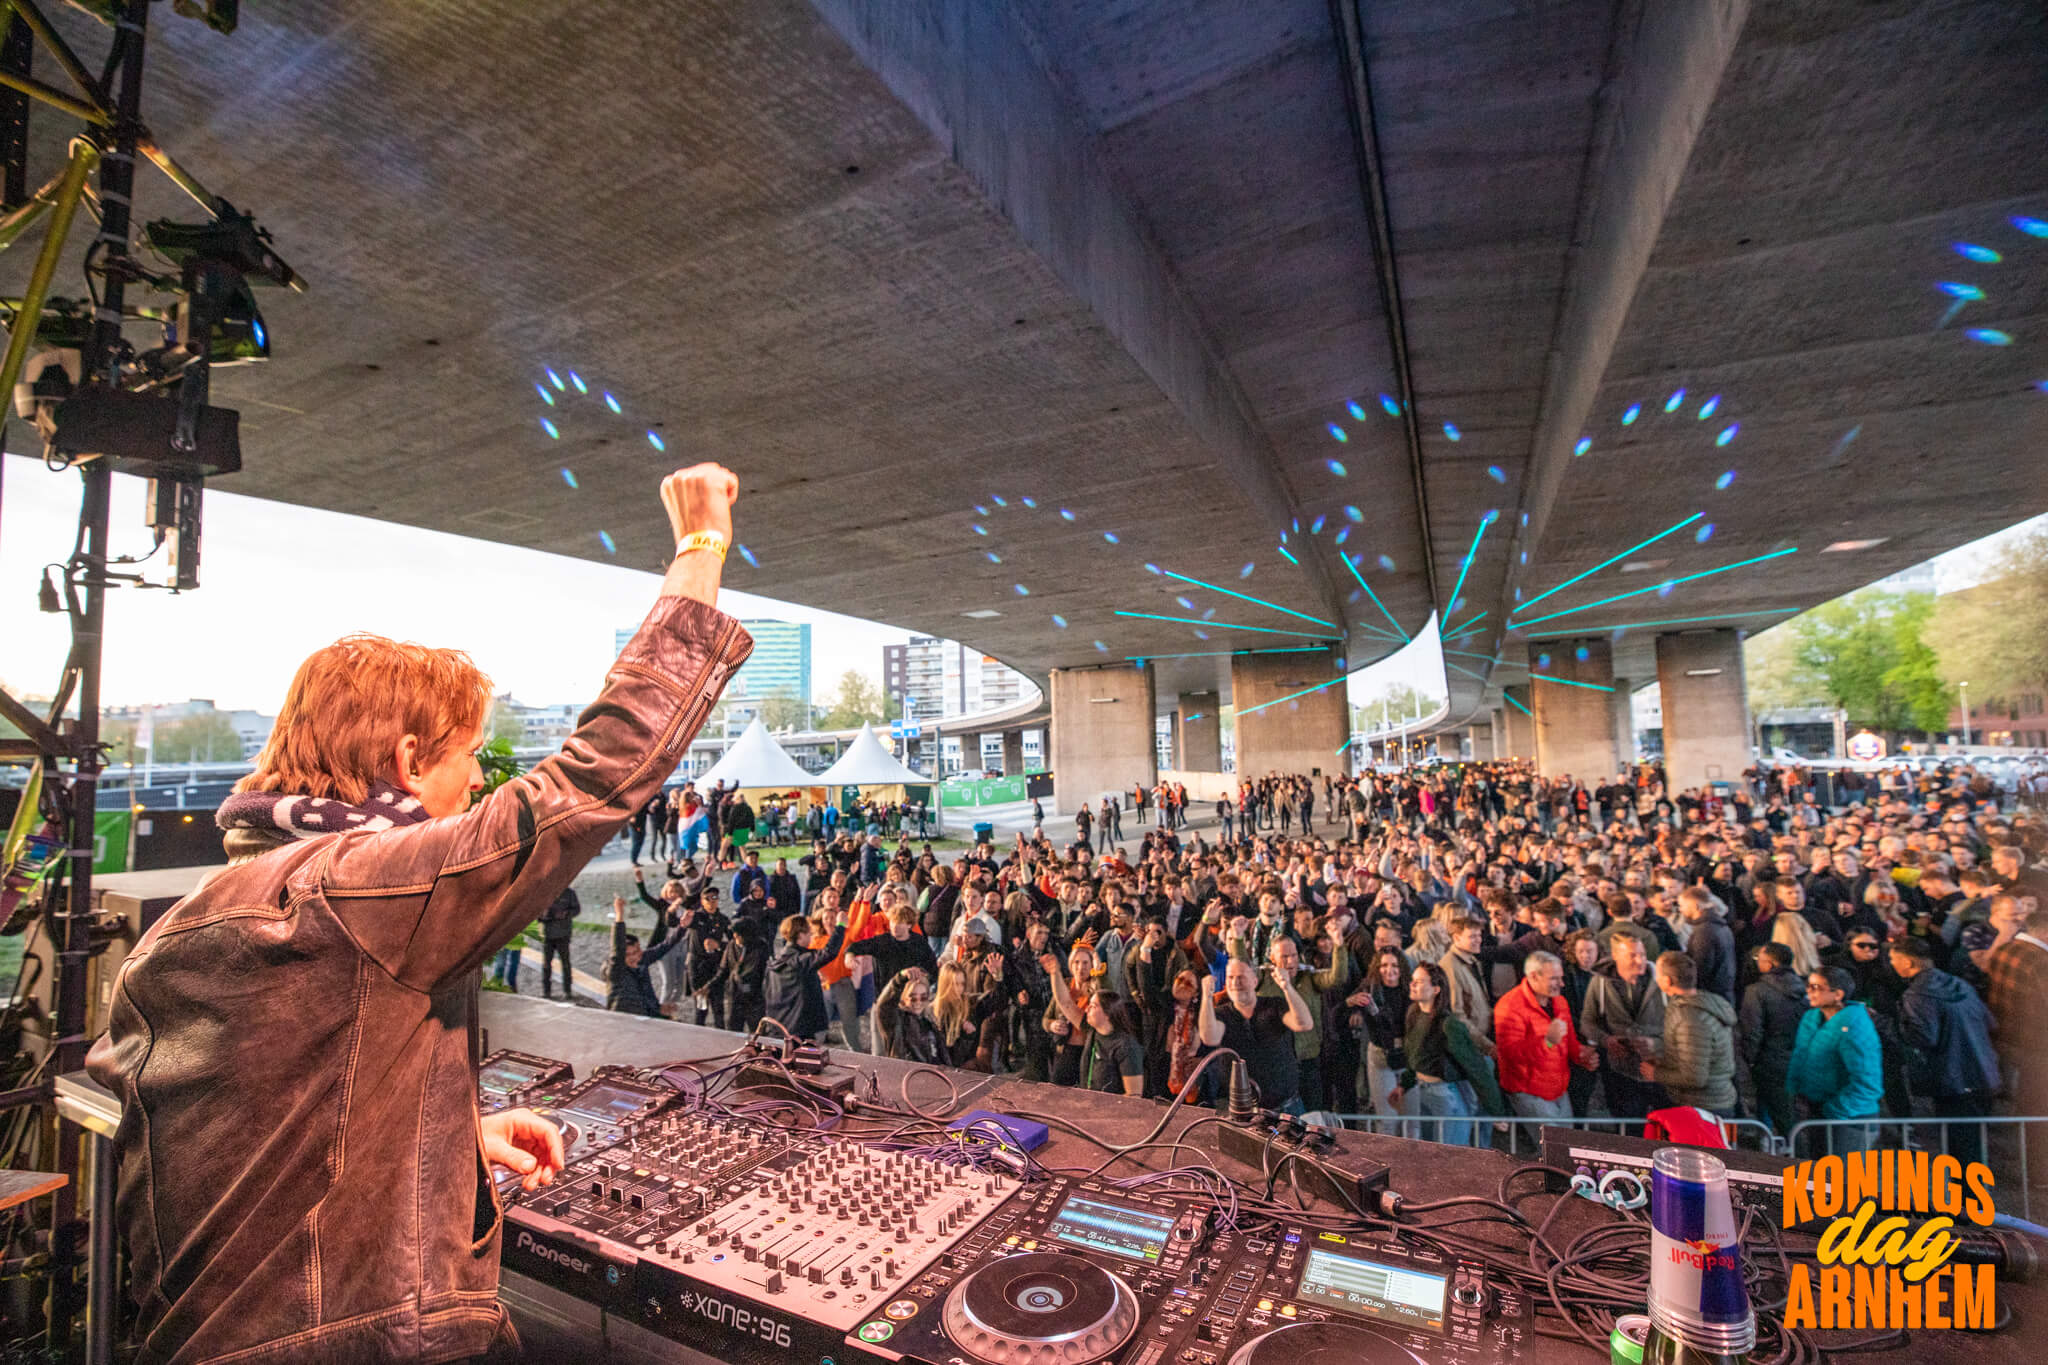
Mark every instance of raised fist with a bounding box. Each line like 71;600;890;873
661;463;740;545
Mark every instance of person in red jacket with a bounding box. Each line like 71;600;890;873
1494;950;1597;1134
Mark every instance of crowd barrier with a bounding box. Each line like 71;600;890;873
1785;1115;2045;1220
1330;1111;1779;1157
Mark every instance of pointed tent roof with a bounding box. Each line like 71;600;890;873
698;717;818;790
817;723;928;787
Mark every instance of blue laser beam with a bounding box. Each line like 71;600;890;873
1111;611;1334;640
1444;610;1489;638
1338;552;1408;641
1504;693;1532;717
1512;548;1798;627
1276;544;1299;565
1521;608;1799;639
1239;674;1349;718
1441;515;1493;624
1532;674;1614;693
1159;568;1337;628
1515;513;1705;614
1121;646;1329;663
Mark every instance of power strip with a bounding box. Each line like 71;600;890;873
1216;1119;1389;1211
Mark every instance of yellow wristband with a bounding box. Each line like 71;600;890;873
674;530;728;561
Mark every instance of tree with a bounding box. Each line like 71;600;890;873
1782;587;1953;736
1742;625;1826;711
1358;681;1443;725
152;711;244;763
817;670;889;730
1930;524;2048;704
757;686;809;733
488;697;525;747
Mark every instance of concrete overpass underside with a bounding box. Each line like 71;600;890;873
4;1;2041;795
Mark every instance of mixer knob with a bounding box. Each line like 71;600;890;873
742;1244;759;1262
870;1268;884;1290
885;1256;899;1277
841;1267;857;1286
765;1272;784;1293
808;1266;824;1284
907;1214;919;1232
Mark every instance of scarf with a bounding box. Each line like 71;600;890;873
217;779;431;841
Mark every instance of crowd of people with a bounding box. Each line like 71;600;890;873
598;755;2046;1169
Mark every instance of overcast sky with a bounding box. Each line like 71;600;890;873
3;452;2025;720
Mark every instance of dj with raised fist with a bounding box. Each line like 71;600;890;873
87;465;752;1364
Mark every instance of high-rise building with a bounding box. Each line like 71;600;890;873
882;636;1030;721
729;619;812;710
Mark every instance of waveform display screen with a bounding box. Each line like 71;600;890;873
1295;1246;1446;1333
1046;1194;1176;1263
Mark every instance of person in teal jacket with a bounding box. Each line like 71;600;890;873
1787;965;1883;1154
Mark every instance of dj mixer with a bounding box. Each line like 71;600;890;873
486;1051;1535;1365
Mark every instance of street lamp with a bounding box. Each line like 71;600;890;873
1959;682;1970;748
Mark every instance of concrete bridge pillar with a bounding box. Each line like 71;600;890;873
1049;663;1155;815
1530;640;1618;780
1176;692;1222;771
1001;730;1025;776
1498;690;1536;760
1230;650;1347;780
1656;629;1750;795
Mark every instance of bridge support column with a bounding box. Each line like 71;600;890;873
1467;721;1494;761
1176;692;1222;771
1049;663;1155;815
1498;690;1536;760
1001;730;1025;777
1610;680;1636;770
1531;640;1618;780
1656;629;1750;795
1230;650;1347;780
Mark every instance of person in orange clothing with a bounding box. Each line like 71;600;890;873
815;883;876;1050
1494;950;1597;1136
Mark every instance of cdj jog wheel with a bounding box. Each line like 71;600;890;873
1226;1319;1432;1365
941;1251;1140;1365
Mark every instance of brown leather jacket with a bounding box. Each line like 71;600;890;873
86;598;751;1363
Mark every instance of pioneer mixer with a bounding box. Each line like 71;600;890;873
477;1048;573;1113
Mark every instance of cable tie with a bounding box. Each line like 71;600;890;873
98;189;131;207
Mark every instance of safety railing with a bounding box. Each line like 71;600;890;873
1327;1111;1780;1157
1785;1115;2045;1221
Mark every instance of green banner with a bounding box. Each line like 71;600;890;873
940;775;1026;807
93;810;131;875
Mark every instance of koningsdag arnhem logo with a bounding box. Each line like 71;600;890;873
1780;1151;1996;1330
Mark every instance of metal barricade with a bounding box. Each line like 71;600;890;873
1331;1112;1780;1158
1784;1115;2045;1220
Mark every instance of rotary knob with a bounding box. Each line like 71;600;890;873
941;1253;1140;1365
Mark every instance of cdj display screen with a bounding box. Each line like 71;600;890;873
561;1083;654;1125
478;1057;549;1097
1046;1194;1177;1263
1294;1246;1447;1333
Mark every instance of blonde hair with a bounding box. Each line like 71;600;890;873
932;961;971;1045
1770;913;1821;975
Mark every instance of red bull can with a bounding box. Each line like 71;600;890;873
1645;1147;1754;1358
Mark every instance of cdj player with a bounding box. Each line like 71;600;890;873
477;1048;574;1113
852;1175;1529;1365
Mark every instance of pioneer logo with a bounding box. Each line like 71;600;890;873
514;1230;593;1277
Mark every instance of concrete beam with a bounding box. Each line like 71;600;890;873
1656;629;1750;794
1531;640;1618;780
1489;0;1753;638
1177;691;1222;772
810;0;1351;630
1230;650;1347;780
1049;664;1155;815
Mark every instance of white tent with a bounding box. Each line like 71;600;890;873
697;717;818;789
817;724;928;787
